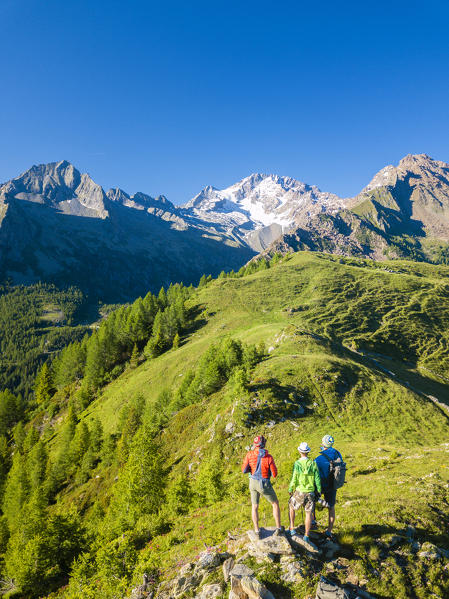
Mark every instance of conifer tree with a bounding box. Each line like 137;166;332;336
27;440;48;491
3;452;29;529
84;334;105;389
193;448;224;506
0;390;22;436
130;343;140;368
89;418;103;455
167;471;192;515
0;435;10;501
23;426;39;454
34;362;55;404
53;342;86;389
109;427;166;531
70;422;90;467
13;421;26;452
157;287;167;309
172;332;180;349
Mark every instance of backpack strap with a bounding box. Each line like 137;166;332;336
320;451;331;462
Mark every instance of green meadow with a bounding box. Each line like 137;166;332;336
3;252;449;598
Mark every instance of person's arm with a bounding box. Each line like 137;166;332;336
314;462;322;493
242;453;251;474
270;456;278;479
288;464;297;494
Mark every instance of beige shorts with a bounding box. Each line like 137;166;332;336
289;491;315;513
249;478;278;505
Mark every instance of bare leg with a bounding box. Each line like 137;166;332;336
327;506;335;533
304;510;312;537
289;504;296;530
272;501;281;528
252;503;259;531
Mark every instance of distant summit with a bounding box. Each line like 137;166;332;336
2;154;449;301
264;154;449;263
182;173;344;251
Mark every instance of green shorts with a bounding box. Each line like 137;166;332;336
249;477;278;505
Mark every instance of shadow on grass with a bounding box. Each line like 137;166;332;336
291;327;449;412
263;580;293;599
346;521;449;554
246;378;311;425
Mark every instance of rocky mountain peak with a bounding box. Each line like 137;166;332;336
362;154;449;194
0;160;108;218
182;172;344;252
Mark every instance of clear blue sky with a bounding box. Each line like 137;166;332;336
1;0;448;204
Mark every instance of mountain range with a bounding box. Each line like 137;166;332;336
1;154;449;301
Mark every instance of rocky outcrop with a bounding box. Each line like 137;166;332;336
0;161;255;301
138;527;380;599
259;154;449;264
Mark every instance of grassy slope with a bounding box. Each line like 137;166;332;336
63;252;449;598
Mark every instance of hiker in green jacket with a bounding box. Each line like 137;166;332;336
288;441;321;547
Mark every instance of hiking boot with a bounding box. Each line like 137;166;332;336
253;530;261;539
303;535;318;552
273;526;285;537
287;528;297;537
324;530;336;542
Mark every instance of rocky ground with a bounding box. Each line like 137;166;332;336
128;527;393;599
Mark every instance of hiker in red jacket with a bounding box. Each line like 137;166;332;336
241;435;284;538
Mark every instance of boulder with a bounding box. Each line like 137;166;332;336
225;422;235;434
240;575;275;599
195;583;224;599
230;564;254;578
315;577;351;599
418;542;447;560
288;534;322;556
197;550;225;570
247;528;295;556
223;557;236;582
315;576;376;599
129;573;154;599
280;558;305;584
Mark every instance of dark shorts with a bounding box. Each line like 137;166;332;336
322;487;337;508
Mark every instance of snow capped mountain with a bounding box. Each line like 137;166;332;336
182;173;345;250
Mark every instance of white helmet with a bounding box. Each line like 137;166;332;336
322;434;334;448
298;441;311;453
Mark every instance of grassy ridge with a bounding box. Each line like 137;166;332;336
11;251;449;598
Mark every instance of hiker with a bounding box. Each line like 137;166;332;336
314;434;344;540
241;435;284;538
288;441;321;548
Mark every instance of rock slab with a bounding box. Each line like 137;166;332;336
247;528;295;556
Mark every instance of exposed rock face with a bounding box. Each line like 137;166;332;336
0;161;254;301
0;160;109;218
3;154;449;301
263;154;449;262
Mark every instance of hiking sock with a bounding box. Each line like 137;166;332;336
287;528;296;536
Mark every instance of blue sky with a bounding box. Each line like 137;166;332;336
1;0;448;204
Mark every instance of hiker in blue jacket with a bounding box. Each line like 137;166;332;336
314;434;343;540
